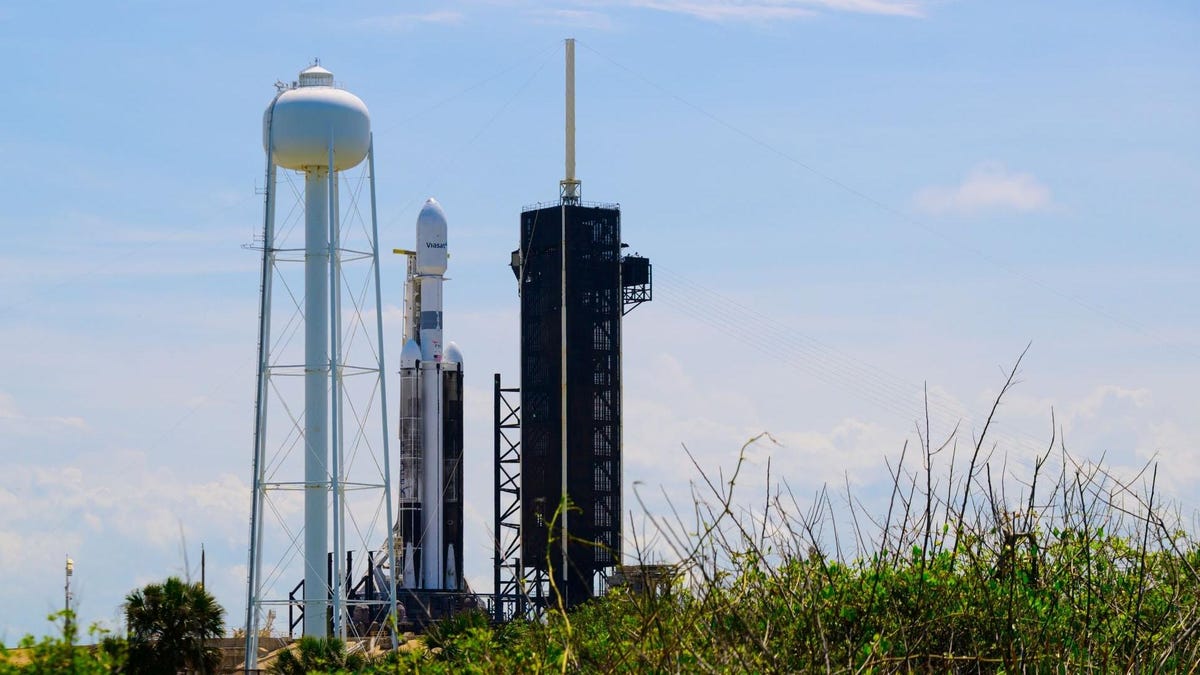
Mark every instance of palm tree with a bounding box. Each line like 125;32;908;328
268;636;367;674
124;576;225;674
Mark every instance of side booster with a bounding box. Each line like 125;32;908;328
395;198;465;591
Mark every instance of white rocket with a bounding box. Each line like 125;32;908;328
395;198;465;591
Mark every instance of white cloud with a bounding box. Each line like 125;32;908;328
618;306;1200;565
914;163;1053;216
0;391;88;433
621;0;923;21
0;449;258;637
429;0;924;25
628;0;815;20
528;8;616;29
980;382;1200;501
770;418;903;487
360;10;465;31
1071;384;1151;421
4;452;249;547
1144;420;1200;492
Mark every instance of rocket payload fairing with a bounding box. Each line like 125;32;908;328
395;198;465;591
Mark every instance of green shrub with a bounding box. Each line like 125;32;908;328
269;636;366;674
0;611;126;675
360;354;1200;672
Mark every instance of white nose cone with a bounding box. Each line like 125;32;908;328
400;339;422;369
444;341;464;367
415;198;448;275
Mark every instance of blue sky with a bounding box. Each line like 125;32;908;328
1;0;1197;640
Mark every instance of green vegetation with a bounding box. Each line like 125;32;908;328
0;611;125;675
0;577;223;674
367;354;1200;672
270;636;368;674
364;453;1200;672
3;357;1198;672
125;576;225;673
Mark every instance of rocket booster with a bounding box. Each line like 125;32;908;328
396;198;465;591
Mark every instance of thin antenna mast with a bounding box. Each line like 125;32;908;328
559;37;575;603
560;38;580;204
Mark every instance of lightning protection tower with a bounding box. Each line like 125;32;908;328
507;39;652;613
244;63;397;668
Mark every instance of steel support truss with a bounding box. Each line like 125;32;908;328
492;373;551;622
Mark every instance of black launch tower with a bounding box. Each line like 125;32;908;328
510;200;649;608
493;38;652;618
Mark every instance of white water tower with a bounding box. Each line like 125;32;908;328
244;63;397;666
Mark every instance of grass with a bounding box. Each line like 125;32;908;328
5;352;1197;673
377;350;1200;673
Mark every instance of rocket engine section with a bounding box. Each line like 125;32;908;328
394;198;465;592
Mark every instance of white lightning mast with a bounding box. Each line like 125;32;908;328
560;38;580;204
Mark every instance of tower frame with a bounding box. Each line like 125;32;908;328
244;113;398;666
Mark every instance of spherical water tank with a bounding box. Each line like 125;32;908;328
264;64;370;171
